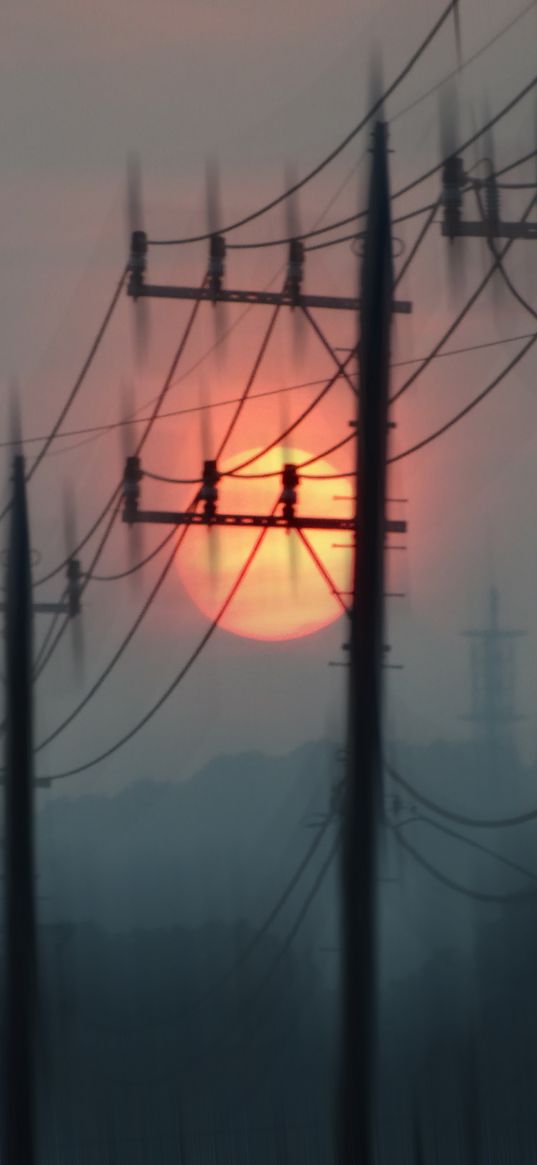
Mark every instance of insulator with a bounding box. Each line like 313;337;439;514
280;462;299;521
199;458;220;520
484;176;500;237
128;230;147;296
208;233;226;297
66;557;82;618
441;155;465;239
286;238;304;304
123;454;143;522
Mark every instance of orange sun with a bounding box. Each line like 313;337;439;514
175;446;354;641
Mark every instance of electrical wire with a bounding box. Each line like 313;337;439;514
0;375;343;452
300;307;357;396
496;148;537;178
393;72;537;205
90;528;177;582
216;303;282;460
393;200;441;288
225;352;355;477
2;188;533;470
141;468;202;485
31;288;206;683
390;190;537;403
296;530;350;616
230;433;355;481
393;828;536;903
147;2;459;246
33;593;68;674
43;501;278;782
473;186;537;324
388;331;537;465
387;763;537;830
152;71;537;254
33;502;121;680
398;814;537;888
33;287;205;597
0;266;126;525
230;199;439;254
392;329;537;368
35;518;192;753
224;136;535;254
303;201;438;253
390;1;537;131
33;491;119;589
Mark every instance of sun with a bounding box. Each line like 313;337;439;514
174;446;353;642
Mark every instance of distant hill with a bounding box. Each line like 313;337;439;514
37;739;338;932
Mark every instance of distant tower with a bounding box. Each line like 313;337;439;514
461;586;525;756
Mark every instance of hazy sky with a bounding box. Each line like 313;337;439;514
3;0;537;795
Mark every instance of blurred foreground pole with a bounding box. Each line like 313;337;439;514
338;119;393;1163
3;454;36;1164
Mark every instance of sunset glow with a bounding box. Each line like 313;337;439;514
175;446;354;641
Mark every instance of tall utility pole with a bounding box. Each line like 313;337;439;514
124;134;406;1163
3;454;37;1165
339;119;393;1163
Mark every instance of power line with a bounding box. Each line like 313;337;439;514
300;307;357;396
232;200;440;253
33;287;205;600
0;267;126;527
33;593;68;675
496;148;537;178
3;219;534;471
392;70;537;205
296;530;349;616
34;518;192;753
472;186;537;325
391;1;537;131
90;527;176;582
147;2;459;246
398;814;537;888
228;138;537;254
304;201;439;254
391;190;537;403
393;200;441;288
43;501;278;782
230;433;355;480
393;828;536;903
387;763;537;830
0;374;339;452
207;326;537;484
33;501;121;680
216;303;282;459
32;286;205;667
225;353;355;477
388;331;537;464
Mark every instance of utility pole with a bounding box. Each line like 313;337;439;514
3;454;37;1165
338;119;393;1163
124;141;408;1163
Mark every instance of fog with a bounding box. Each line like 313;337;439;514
3;0;537;1159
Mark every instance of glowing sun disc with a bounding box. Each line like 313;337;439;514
175;446;353;641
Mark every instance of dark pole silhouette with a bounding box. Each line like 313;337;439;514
339;118;393;1163
3;453;37;1165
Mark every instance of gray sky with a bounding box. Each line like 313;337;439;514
3;0;537;794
